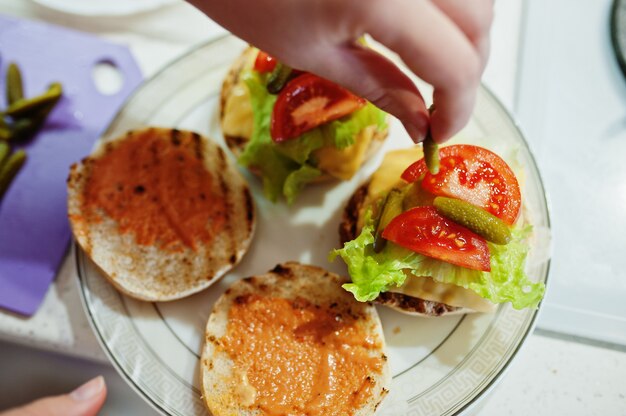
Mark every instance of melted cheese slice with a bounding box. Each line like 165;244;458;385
362;147;496;312
222;82;254;139
368;147;422;198
314;125;375;180
222;50;255;139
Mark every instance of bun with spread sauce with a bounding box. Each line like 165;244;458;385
67;127;255;301
220;47;389;204
332;145;546;316
201;262;390;416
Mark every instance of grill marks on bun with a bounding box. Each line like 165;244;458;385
201;262;390;416
68;127;255;301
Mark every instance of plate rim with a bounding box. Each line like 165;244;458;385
75;33;552;416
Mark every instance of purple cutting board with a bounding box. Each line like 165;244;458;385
0;15;143;316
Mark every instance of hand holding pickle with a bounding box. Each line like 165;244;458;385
189;0;494;144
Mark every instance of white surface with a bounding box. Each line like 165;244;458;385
31;0;178;17
1;334;624;416
516;0;626;346
478;334;626;415
0;0;624;415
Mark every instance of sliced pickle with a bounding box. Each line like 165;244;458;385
433;196;512;245
422;105;439;174
423;135;439;174
373;188;404;253
267;63;293;94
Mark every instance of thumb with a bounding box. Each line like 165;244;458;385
2;376;107;416
300;43;429;143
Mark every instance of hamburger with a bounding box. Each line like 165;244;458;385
220;47;389;204
332;145;545;316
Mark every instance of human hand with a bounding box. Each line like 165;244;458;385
188;0;493;144
0;376;107;416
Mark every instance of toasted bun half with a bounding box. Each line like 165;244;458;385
339;148;495;316
219;47;388;183
201;262;390;416
68;127;255;301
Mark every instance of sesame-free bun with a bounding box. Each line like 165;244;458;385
68;127;255;301
201;262;391;415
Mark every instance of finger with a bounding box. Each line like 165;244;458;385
365;0;482;143
430;85;476;144
1;376;107;416
301;43;430;143
431;0;494;70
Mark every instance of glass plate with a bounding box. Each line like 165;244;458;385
77;34;551;416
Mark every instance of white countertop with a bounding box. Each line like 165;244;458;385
0;0;624;414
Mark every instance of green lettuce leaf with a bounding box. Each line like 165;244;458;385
322;102;388;149
240;69;387;203
330;209;545;309
275;128;325;165
238;71;300;201
254;145;298;202
329;210;421;302
238;72;275;166
283;164;322;205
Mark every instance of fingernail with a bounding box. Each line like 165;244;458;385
70;376;104;402
406;112;429;143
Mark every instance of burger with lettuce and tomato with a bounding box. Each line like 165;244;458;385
332;145;545;316
220;47;389;204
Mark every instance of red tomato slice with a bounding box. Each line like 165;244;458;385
401;145;521;225
254;51;277;73
382;206;491;271
270;73;366;142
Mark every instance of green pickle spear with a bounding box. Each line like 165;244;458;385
433;196;512;245
422;104;439;174
0;150;26;200
0;142;10;169
373;188;404;253
0;121;10;141
6;63;24;105
423;134;439;174
267;63;293;94
5;82;62;119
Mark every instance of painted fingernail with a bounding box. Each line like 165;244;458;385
70;376;104;402
406;112;429;143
